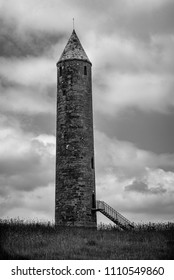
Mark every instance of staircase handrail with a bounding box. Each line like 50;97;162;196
96;200;134;227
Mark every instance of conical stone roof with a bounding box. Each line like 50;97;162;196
57;30;91;65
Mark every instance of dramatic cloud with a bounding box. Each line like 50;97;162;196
0;56;55;86
0;116;55;220
95;131;174;222
0;115;55;206
0;184;54;221
95;131;174;179
0;56;56;115
92;33;174;115
124;180;166;194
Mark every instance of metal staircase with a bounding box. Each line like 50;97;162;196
96;200;134;230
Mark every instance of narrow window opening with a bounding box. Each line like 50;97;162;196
92;192;96;209
63;90;66;96
60;66;62;76
84;66;87;75
91;157;94;169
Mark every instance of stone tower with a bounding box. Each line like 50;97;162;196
55;29;97;227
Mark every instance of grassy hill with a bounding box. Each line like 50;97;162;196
0;219;174;260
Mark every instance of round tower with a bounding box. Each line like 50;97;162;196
55;30;97;227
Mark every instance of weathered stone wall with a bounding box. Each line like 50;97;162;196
55;59;97;227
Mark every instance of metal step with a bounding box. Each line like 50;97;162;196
96;200;134;230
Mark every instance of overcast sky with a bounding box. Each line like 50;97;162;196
0;0;174;224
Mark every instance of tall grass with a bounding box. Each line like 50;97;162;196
0;219;174;260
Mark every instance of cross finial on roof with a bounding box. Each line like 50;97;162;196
73;18;75;30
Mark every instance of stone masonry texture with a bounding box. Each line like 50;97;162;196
55;30;97;227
